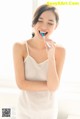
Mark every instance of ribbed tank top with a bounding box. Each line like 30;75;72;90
17;41;58;119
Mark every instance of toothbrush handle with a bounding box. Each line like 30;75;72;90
46;42;51;48
42;36;51;48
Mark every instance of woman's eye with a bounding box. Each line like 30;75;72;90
48;23;53;25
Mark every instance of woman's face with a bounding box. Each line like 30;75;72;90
33;10;57;39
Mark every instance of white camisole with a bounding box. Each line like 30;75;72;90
16;41;58;119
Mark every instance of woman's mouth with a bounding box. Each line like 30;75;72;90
39;31;48;36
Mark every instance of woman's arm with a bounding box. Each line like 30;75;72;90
47;43;66;92
13;43;48;91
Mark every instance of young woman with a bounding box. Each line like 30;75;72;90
13;4;65;119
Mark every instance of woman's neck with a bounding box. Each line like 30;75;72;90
32;37;46;50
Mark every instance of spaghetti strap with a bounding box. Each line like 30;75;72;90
25;41;29;55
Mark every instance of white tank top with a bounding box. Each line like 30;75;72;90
17;41;58;118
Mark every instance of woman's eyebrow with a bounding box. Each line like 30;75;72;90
48;19;54;22
39;17;54;22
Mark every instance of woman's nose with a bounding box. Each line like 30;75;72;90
41;23;48;30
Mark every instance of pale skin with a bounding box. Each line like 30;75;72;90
13;11;65;92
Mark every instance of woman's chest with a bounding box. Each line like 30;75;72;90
24;56;48;81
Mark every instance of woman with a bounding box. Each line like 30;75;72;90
13;4;65;119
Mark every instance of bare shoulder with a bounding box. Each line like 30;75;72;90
13;42;23;50
55;43;66;58
13;42;24;55
56;43;65;53
13;42;25;56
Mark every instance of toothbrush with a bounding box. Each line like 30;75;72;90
40;32;51;48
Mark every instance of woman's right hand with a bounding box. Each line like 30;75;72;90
44;39;56;59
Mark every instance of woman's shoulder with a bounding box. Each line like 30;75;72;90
53;41;66;55
13;39;30;55
56;43;65;51
13;39;31;49
13;39;32;58
13;41;24;53
13;42;22;48
13;43;23;59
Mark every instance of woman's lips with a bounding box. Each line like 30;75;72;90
39;31;48;36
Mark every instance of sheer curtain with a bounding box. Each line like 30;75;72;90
0;0;32;87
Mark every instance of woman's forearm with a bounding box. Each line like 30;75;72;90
18;79;49;91
47;57;59;91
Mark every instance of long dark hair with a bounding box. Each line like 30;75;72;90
32;4;59;37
